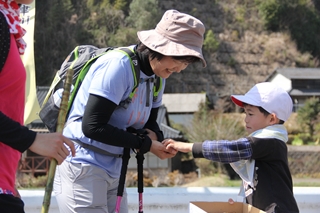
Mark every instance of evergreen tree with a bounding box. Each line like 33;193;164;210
297;97;320;143
113;0;129;11
203;30;220;52
126;0;160;30
109;0;160;46
35;0;75;85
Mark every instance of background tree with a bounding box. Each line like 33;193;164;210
183;103;245;178
187;103;245;142
109;0;160;46
257;0;320;58
126;0;160;30
35;0;76;85
33;0;320;106
297;97;320;144
203;30;220;53
113;0;130;11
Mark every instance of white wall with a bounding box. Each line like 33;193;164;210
269;74;292;92
162;93;206;113
21;187;319;213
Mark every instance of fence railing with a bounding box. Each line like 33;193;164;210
288;145;320;178
19;146;320;178
20;156;50;176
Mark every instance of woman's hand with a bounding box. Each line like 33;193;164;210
150;140;177;159
145;128;158;140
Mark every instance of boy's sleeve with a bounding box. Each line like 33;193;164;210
193;138;252;163
192;142;204;158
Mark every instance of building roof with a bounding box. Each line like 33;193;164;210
266;68;320;81
162;93;206;113
265;68;320;97
160;123;183;139
157;105;183;139
37;86;50;106
290;88;320;96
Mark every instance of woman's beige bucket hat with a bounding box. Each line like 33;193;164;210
137;9;207;67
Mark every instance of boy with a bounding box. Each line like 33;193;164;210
163;82;299;213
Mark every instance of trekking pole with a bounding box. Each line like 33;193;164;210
136;152;145;213
115;148;131;213
41;69;74;213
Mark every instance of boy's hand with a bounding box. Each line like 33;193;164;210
228;198;235;204
162;139;193;153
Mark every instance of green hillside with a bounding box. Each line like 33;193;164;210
34;0;320;111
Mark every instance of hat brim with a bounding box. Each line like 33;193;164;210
231;95;260;108
137;30;207;68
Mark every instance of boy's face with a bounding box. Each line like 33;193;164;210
243;105;275;134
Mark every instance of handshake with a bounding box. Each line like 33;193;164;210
155;138;194;159
127;127;193;159
162;138;194;154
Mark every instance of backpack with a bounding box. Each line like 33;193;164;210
39;45;163;132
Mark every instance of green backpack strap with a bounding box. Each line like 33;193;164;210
66;49;110;113
115;47;140;98
67;46;140;113
67;46;160;112
153;76;163;102
115;47;141;109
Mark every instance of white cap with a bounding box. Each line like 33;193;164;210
231;82;293;121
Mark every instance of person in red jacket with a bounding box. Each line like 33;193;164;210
0;1;75;212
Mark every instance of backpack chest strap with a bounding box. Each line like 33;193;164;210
71;139;123;158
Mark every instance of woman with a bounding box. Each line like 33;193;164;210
0;1;75;212
53;9;207;213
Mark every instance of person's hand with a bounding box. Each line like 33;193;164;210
14;187;21;198
29;133;75;165
228;198;235;204
150;140;177;159
145;128;157;140
162;139;193;153
163;140;178;154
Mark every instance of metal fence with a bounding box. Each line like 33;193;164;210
18;146;320;179
288;145;320;178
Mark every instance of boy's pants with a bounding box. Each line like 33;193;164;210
54;161;128;213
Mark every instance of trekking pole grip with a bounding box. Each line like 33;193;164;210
41;68;74;213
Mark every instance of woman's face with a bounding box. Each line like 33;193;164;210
149;56;189;79
15;0;34;4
